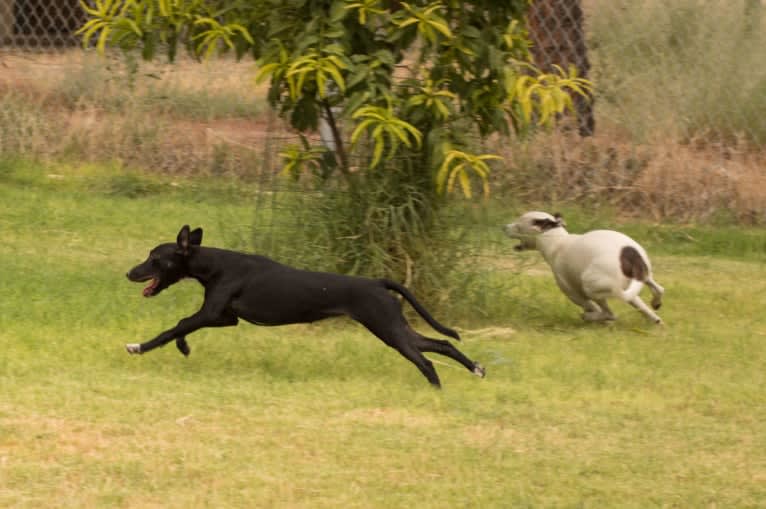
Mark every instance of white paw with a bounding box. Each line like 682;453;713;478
125;343;142;355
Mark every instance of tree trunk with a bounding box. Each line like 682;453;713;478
528;0;594;136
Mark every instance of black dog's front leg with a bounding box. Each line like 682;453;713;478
126;325;186;355
126;310;238;355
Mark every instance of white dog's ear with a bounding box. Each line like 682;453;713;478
532;216;562;232
553;212;566;227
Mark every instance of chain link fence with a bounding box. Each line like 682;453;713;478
1;0;765;223
2;0;765;145
0;0;84;47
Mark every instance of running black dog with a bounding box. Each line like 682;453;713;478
125;225;485;387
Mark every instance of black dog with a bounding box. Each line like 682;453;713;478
125;225;485;387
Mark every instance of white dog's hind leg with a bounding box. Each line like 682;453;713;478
621;279;644;301
579;270;618;322
646;278;664;310
627;296;662;324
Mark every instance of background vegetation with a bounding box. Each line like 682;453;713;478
588;0;766;145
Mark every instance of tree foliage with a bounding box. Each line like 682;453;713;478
79;0;591;198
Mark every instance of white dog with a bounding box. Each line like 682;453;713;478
504;211;664;324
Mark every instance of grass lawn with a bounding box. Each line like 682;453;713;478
1;160;765;508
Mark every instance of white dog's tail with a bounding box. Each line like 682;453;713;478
620;246;648;301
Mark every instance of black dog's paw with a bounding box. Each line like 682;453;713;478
473;363;486;378
176;338;191;357
125;343;142;355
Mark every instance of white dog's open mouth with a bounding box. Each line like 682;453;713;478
504;224;531;251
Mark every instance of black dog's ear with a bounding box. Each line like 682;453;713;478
189;228;203;246
553;212;566;227
177;225;203;254
177;225;192;254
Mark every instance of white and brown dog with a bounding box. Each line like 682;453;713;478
504;211;664;324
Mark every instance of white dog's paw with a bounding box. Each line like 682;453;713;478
125;343;142;355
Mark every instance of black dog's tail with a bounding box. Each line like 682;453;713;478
383;280;461;341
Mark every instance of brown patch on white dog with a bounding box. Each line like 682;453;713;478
620;246;648;281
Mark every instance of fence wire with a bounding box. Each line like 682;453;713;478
0;0;84;47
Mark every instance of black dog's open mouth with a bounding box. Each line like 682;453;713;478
142;277;159;297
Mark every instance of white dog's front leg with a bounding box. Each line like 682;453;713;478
583;299;616;322
563;289;614;322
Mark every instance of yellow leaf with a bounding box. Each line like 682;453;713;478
255;63;280;83
350;119;375;145
458;170;472;198
435;160;450;192
446;163;463;193
324;65;346;93
428;19;452;39
96;25;111;54
371;138;384;168
79;0;101;17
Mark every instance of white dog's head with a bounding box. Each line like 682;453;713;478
503;211;567;251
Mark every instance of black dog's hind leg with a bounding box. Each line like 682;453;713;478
395;344;442;388
413;335;486;378
176;337;191;356
358;316;443;387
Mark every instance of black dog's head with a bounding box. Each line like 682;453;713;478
127;225;203;297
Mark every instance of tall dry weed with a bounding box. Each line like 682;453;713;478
494;131;766;224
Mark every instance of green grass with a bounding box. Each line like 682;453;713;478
1;160;766;507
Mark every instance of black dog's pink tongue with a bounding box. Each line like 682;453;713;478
143;278;158;297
